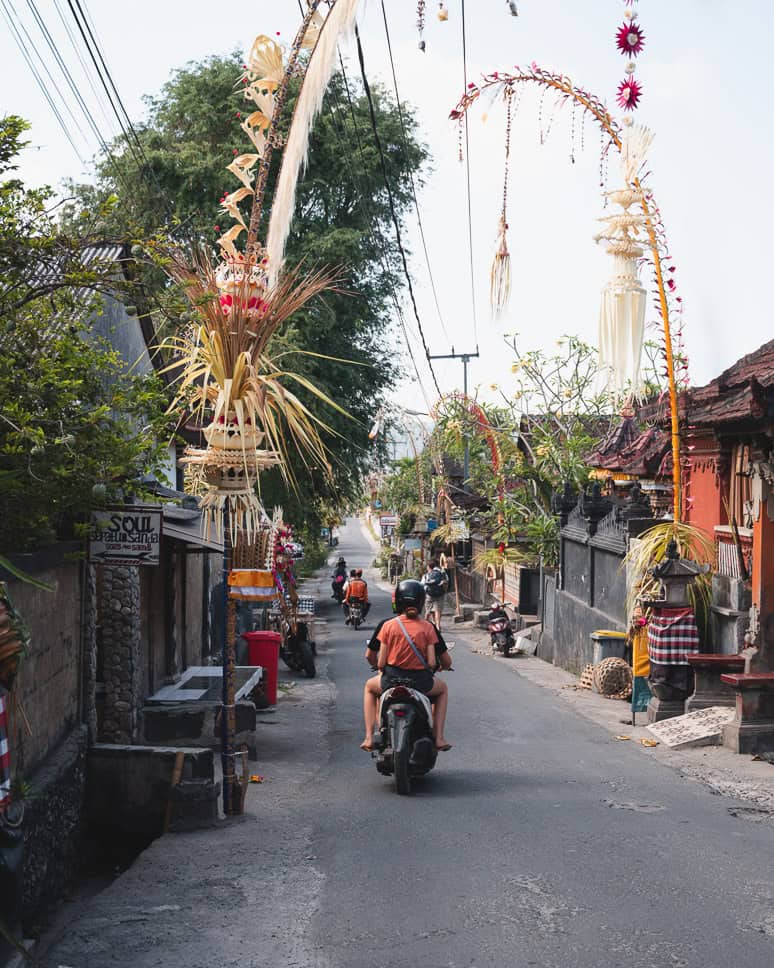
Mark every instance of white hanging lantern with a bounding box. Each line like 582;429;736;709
594;125;654;394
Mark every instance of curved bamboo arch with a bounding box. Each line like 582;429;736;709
451;65;682;522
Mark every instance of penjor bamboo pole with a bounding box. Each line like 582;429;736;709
454;70;684;523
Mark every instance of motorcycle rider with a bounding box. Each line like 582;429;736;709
360;579;451;752
331;557;347;600
343;570;369;624
354;568;371;620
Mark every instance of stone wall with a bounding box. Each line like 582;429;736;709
99;565;142;744
21;727;87;931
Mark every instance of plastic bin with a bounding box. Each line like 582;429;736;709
591;630;627;665
242;631;281;705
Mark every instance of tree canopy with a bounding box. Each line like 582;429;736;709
0;117;172;552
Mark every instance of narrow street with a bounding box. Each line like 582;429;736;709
44;518;774;968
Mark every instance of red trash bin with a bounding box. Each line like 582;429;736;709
242;631;281;705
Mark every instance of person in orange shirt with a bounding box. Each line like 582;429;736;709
360;579;451;751
343;572;369;624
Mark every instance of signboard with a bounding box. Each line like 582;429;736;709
89;507;163;566
404;538;422;551
380;513;398;540
449;519;470;541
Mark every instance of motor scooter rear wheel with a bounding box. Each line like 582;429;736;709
394;744;411;795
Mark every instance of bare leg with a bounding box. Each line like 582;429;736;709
361;675;381;750
427;678;451;750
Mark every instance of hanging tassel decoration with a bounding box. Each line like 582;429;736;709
490;215;511;318
490;89;513;317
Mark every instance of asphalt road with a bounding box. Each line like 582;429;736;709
44;517;774;968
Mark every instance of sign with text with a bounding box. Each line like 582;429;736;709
89;507;163;566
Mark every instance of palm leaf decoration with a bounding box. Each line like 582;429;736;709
161;250;344;482
624;520;715;618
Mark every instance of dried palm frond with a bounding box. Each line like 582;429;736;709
473;545;528;576
624;520;715;618
160;250;344;481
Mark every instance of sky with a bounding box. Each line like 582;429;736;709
2;0;773;422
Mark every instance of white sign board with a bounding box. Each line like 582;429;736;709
89;507;163;566
449;519;470;541
646;706;735;748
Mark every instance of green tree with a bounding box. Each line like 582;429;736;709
0;118;172;552
64;56;428;526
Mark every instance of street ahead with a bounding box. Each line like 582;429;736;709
46;518;774;968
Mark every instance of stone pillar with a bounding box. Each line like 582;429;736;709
99;566;141;744
745;458;774;672
82;563;98;742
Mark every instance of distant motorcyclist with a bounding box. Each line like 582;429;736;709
354;568;371;620
331;557;347;600
344;571;369;624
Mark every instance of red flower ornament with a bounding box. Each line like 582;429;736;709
616;76;642;111
616;21;645;57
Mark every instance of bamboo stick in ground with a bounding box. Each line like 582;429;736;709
164;751;186;833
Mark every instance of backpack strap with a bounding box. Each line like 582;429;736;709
394;617;432;672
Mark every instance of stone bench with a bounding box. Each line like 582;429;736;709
720;672;774;754
685;654;746;713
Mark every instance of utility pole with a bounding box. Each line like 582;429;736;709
427;347;480;483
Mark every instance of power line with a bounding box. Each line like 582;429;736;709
353;24;442;398
64;0;148;179
460;0;479;346
24;0;114;158
379;0;451;346
288;0;433;406
0;0;86;162
52;0;119;138
333;54;433;406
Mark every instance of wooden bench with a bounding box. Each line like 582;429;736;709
685;654;745;712
719;672;774;754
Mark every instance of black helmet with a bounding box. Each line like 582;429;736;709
337;556;345;565
394;579;426;615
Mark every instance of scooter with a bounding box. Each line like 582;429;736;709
280;619;316;678
371;682;438;795
487;600;516;657
347;598;364;630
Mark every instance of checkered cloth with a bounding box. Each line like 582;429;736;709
0;689;10;812
647;608;700;666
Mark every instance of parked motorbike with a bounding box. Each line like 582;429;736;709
488;600;516;657
280;620;316;678
347;597;364;630
371;682;438;795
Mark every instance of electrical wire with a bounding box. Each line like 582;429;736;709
0;0;86;162
353;24;441;398
289;1;433;407
460;0;479;348
23;0;119;164
333;55;433;407
379;0;451;346
63;0;148;179
52;0;120;138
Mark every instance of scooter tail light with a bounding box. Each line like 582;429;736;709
393;709;406;718
389;686;411;698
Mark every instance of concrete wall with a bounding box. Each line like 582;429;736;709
87;743;217;835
